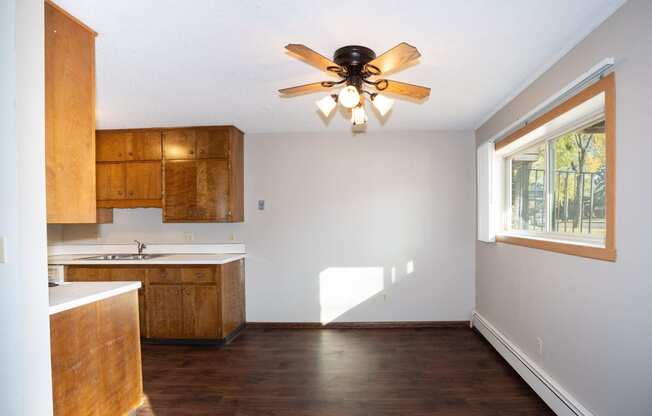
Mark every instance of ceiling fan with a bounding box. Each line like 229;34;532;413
279;43;431;126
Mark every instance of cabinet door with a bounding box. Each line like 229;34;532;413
45;2;96;223
163;161;198;221
127;130;162;161
147;285;184;339
182;285;219;339
96;163;126;200
197;159;230;220
96;131;129;162
196;128;230;159
162;129;196;160
125;162;162;200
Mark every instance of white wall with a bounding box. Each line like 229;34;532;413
0;0;53;414
54;130;476;323
475;1;652;415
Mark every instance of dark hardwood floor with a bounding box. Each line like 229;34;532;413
136;327;554;416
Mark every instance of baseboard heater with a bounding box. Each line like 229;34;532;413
472;311;595;416
247;321;469;329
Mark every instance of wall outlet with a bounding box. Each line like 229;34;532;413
183;232;194;242
0;236;6;263
258;200;265;210
536;337;544;356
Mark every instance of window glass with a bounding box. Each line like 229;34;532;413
510;142;546;231
552;119;606;238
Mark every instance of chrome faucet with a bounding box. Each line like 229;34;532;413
134;240;147;255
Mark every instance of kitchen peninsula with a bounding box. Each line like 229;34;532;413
49;281;143;415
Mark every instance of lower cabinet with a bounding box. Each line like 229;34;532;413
147;284;184;339
64;260;245;342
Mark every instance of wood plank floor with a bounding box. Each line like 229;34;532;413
136;327;554;415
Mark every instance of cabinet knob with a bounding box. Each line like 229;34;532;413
128;191;134;196
189;150;194;155
128;152;133;156
117;190;123;196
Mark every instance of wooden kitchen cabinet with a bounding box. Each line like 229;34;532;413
147;284;184;339
96;128;163;209
126;162;162;199
96;161;162;208
45;1;97;223
163;159;229;221
162;128;197;160
221;259;246;336
50;290;142;416
65;266;148;336
96;129;162;162
96;163;126;200
162;126;244;222
182;285;220;338
64;261;246;343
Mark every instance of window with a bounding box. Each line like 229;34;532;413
494;74;615;261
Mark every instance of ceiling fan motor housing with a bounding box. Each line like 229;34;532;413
334;45;376;70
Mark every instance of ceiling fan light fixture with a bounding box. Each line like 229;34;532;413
338;85;361;109
371;94;394;117
316;94;338;117
351;105;368;126
280;43;430;129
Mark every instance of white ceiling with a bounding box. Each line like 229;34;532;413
56;0;625;133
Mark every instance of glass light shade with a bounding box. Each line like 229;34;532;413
315;95;337;117
338;86;361;109
351;105;368;126
372;94;394;116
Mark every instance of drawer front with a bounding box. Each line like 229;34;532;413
181;267;215;283
148;268;182;284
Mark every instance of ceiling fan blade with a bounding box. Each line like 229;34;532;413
377;79;431;99
278;82;332;95
365;42;421;75
285;44;342;73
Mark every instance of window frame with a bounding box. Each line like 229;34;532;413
494;73;616;262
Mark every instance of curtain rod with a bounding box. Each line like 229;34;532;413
489;58;615;145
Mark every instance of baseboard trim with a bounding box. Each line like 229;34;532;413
472;311;595;416
246;321;469;329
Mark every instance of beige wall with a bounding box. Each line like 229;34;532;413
475;1;652;414
54;130;477;323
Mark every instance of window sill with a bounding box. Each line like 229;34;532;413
495;234;616;262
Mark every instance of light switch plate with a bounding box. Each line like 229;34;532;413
0;236;6;263
258;200;265;210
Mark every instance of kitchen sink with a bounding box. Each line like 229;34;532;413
80;254;166;261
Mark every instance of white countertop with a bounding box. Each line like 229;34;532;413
49;281;141;315
49;253;246;265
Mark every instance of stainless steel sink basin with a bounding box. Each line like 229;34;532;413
80;254;166;261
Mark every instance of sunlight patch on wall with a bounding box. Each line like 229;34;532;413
406;260;414;275
319;267;384;324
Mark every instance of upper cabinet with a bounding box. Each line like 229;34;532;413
162;126;244;222
96;129;163;208
96;129;162;162
45;1;98;223
94;125;244;222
